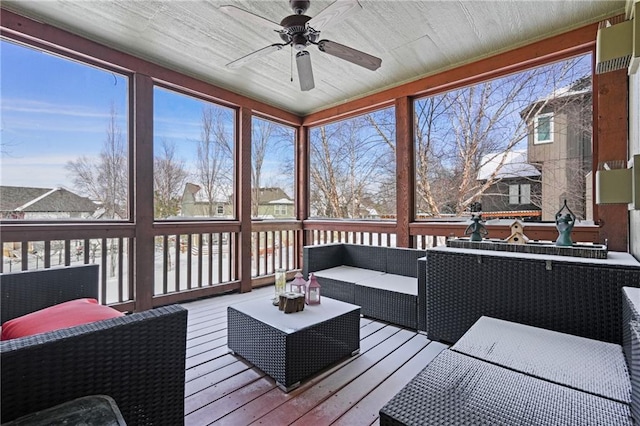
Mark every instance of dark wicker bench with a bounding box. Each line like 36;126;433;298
380;287;640;425
0;265;188;425
303;243;425;330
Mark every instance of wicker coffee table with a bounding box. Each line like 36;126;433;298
227;296;360;391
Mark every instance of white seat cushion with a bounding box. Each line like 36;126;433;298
356;273;417;296
314;265;384;284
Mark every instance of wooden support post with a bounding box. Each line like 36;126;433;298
396;97;414;248
133;73;155;311
238;107;253;292
595;68;629;251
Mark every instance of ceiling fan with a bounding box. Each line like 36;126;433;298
221;0;382;91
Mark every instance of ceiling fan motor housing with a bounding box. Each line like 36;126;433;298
289;0;310;15
279;14;316;50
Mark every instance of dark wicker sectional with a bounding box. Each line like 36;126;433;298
380;287;640;425
303;243;426;330
0;265;188;425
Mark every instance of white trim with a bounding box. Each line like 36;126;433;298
534;112;554;144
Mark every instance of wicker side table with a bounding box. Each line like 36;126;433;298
228;296;360;391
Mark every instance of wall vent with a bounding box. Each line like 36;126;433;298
595;18;633;74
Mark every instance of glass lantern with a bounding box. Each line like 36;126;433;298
306;273;321;305
274;268;286;300
290;272;306;294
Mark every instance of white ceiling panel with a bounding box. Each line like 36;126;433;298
1;0;626;115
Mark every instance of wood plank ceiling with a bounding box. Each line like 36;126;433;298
1;0;626;116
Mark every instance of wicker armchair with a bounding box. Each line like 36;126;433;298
0;265;188;425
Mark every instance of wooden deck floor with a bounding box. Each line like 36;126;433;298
180;286;448;426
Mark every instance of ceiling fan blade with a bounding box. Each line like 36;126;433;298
307;0;362;32
317;40;381;71
226;44;285;69
296;51;315;91
220;5;283;33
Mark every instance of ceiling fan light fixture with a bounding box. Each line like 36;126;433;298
296;50;315;91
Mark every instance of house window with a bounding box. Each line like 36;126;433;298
534;113;554;144
217;205;224;215
509;184;531;205
274;205;288;215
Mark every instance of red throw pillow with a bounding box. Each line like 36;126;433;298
1;298;124;341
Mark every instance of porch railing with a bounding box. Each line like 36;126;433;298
0;219;600;309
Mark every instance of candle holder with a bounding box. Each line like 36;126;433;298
290;272;307;294
306;273;321;305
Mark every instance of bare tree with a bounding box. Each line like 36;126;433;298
309;109;393;218
251;118;294;217
415;57;591;216
66;103;127;219
154;139;188;218
195;105;234;216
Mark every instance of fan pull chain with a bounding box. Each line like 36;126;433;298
290;44;294;83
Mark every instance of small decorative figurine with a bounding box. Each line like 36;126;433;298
555;199;576;247
506;220;529;245
464;214;488;242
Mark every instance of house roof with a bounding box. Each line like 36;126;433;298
521;75;592;118
1;1;625;116
258;188;293;204
0;186;97;213
477;150;541;181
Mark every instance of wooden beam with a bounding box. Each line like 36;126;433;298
395;97;414;248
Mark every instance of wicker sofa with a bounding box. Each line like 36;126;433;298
380;286;640;425
303;243;426;329
0;265;188;425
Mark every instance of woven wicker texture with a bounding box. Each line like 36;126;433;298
228;306;360;390
385;248;426;277
623;287;640;363
344;244;387;271
417;257;427;331
379;350;633;426
1;265;99;324
355;284;417;329
426;249;640;344
314;276;355;303
303;244;345;278
451;316;631;403
304;244;426;329
1;305;188;425
631;321;640;423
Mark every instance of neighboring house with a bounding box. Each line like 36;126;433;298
0;186;98;220
521;76;592;220
477;149;542;221
179;183;294;219
254;187;294;219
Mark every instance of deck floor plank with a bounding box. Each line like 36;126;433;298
180;286;447;426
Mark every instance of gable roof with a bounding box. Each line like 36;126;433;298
257;187;292;204
0;186;97;213
477;150;541;181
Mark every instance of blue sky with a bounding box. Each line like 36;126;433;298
1;38;293;197
1;39;128;188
